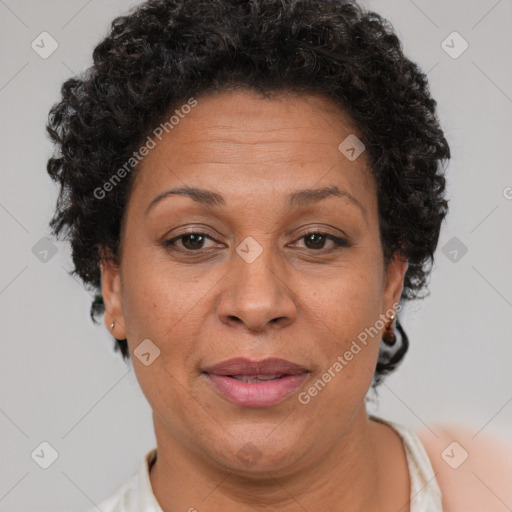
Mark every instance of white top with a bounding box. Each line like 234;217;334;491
369;414;444;512
88;414;443;512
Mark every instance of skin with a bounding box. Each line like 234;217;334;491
100;89;411;511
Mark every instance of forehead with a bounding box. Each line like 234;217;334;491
147;89;366;158
127;89;376;214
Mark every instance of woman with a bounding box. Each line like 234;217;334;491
45;0;511;511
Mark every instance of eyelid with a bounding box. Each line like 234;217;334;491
161;225;224;242
162;229;222;249
297;227;349;241
289;231;350;250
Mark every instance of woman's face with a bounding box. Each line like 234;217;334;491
101;89;408;475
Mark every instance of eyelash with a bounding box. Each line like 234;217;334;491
162;230;350;254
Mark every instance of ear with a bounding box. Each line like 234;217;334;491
100;249;127;340
381;251;408;315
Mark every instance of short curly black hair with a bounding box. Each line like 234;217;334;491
46;0;450;389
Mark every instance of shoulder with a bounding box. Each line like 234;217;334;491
416;423;512;512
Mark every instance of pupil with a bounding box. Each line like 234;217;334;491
184;234;204;250
306;233;324;249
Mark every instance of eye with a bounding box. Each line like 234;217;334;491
163;232;219;251
163;230;350;253
292;231;350;251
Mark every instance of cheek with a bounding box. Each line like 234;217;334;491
306;255;384;336
120;251;214;363
119;259;207;420
121;244;169;323
301;254;384;388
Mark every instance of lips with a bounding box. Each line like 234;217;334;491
202;357;310;407
230;374;287;382
202;357;308;376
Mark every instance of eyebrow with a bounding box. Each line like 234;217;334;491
144;184;366;221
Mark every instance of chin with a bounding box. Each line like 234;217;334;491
204;425;308;475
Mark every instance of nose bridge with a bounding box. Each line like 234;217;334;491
237;236;282;293
217;234;296;329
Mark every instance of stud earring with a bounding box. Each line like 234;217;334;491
110;321;115;331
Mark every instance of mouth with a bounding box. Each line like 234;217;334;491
202;357;310;407
225;374;293;382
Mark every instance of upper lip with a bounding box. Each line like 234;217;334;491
202;357;309;376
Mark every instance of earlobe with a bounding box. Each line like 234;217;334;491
100;256;127;339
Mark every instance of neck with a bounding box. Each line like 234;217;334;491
149;406;395;512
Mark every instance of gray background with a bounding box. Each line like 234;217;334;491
1;0;511;511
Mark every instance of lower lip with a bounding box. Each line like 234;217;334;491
204;373;309;407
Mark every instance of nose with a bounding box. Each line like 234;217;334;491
216;241;297;332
